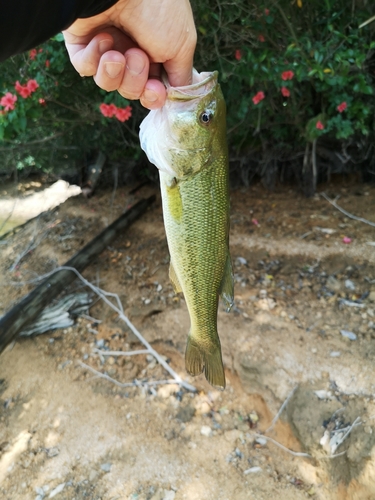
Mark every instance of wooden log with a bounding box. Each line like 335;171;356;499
0;195;156;355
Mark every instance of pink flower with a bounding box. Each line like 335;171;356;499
99;103;118;118
235;49;242;61
337;102;347;113
15;81;31;98
265;8;270;15
252;91;265;105
0;92;17;111
27;79;39;93
115;106;132;122
342;236;352;244
258;35;265;42
39;98;46;106
281;70;294;81
252;218;259;226
316;121;324;130
281;86;290;97
45;60;50;68
29;49;37;60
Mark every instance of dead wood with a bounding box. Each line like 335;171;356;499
0;195;155;355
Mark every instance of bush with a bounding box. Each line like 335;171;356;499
0;2;374;191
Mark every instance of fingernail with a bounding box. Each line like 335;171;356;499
104;62;124;79
98;39;113;55
126;54;145;76
142;89;158;103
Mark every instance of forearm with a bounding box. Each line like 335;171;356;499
0;0;118;62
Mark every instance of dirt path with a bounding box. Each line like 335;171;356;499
1;181;375;500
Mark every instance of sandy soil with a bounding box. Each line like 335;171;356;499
1;180;375;500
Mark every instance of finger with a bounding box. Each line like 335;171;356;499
94;50;126;92
117;48;149;100
140;79;167;110
64;33;114;77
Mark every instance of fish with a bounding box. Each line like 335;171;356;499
139;70;233;388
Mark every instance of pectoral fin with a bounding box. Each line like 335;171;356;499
169;261;183;294
219;252;234;311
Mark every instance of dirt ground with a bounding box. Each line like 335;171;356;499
1;179;375;500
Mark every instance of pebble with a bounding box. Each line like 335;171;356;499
255;437;267;446
340;330;357;341
46;447;59;458
237;257;247;265
244;466;262;475
96;339;105;348
100;463;112;472
369;291;375;302
330;351;341;357
345;279;355;291
48;483;65;498
200;425;212;437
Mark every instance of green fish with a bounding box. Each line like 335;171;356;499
140;70;233;388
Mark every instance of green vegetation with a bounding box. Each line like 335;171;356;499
0;1;374;190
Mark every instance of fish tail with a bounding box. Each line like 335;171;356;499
185;333;226;389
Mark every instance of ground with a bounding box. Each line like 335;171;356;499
0;179;375;500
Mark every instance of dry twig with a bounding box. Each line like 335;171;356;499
321;192;375;228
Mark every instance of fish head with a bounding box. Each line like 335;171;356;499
140;70;226;180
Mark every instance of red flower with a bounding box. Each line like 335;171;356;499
281;87;290;97
115;106;132;122
29;49;37;60
258;35;265;42
252;91;265;105
45;60;50;68
337;102;347;113
99;103;118;118
0;92;17;111
235;49;242;61
316;121;324;130
39;98;46;106
281;70;294;81
15;81;31;98
342;236;352;244
27;79;39;93
265;8;270;15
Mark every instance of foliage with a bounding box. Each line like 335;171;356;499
0;34;144;177
191;0;375;185
0;1;374;187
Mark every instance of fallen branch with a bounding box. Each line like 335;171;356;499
0;196;155;355
321;192;375;228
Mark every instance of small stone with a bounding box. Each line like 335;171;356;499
340;330;357;341
46;447;59;458
100;463;112;472
244;466;262;474
49;483;65;498
237;257;247;266
96;339;105;348
156;284;163;292
144;298;151;305
255;437;267;446
369;291;375;302
200;426;212;437
107;356;115;365
345;279;355;291
89;470;98;481
326;276;341;293
330;351;341;357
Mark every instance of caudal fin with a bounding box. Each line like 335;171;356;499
185;335;226;389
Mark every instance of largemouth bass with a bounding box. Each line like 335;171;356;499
139;70;233;388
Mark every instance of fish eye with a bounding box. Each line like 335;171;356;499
199;111;212;125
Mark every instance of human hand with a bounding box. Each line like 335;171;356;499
63;0;197;109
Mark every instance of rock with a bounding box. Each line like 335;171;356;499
200;426;212;437
340;330;357;341
48;483;65;498
369;291;375;303
100;463;112;472
345;279;355;291
244;466;262;474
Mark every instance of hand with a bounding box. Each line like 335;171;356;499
63;0;197;109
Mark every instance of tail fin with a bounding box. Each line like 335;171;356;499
185;334;226;389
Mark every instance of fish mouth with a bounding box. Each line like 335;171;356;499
165;70;218;101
